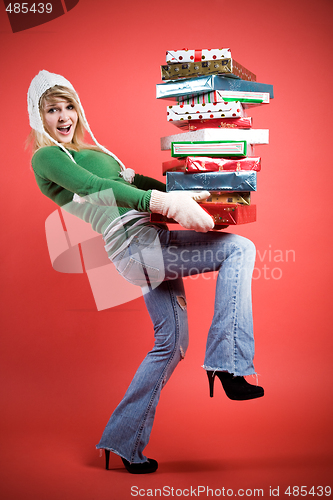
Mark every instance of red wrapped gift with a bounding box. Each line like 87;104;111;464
150;204;256;227
200;203;256;224
162;156;261;175
171;117;252;131
162;158;187;174
185;156;261;173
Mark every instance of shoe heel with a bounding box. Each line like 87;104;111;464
207;371;215;398
105;449;110;470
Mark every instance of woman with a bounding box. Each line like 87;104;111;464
27;70;264;475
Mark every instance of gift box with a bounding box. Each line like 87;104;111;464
156;75;274;100
178;90;270;105
167;101;246;122
150;204;257;226
166;171;257;191
171;141;248;158
172;117;252;131
162;158;187;174
161;59;256;82
205;192;251;204
202;203;256;224
162;156;261;174
163;129;268;150
166;48;232;63
187;156;261;173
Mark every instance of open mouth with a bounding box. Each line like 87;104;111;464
57;125;72;135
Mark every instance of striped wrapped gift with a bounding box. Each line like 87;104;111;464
178;90;270;105
163;129;269;150
171;141;247;157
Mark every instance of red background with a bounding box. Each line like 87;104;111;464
1;0;332;498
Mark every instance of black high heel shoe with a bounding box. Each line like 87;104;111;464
207;371;264;401
104;450;158;474
105;449;110;470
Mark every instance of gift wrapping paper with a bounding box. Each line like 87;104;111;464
205;192;251;204
162;158;187;174
150;204;257;226
161;59;256;82
162;157;261;174
171;141;248;157
162;129;269;150
167;101;246;122
172;117;252;130
167;111;245;123
156;75;274;100
185;156;261;173
166;171;257;191
200;203;256;224
166;48;232;63
162;156;261;174
178;90;270;105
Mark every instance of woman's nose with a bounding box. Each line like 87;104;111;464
59;109;69;121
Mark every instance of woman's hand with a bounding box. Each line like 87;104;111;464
149;190;215;232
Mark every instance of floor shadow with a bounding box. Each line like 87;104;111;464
157;453;333;474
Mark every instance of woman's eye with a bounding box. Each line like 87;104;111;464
67;105;74;110
47;108;57;113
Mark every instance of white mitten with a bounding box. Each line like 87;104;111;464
149;190;214;232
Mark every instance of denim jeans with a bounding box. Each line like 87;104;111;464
96;226;257;463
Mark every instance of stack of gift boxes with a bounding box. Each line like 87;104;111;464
151;48;274;229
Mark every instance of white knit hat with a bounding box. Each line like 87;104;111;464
27;70;135;183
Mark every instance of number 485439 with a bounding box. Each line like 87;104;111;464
6;3;53;14
285;486;331;496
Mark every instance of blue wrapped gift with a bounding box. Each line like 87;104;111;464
166;171;257;192
157;75;274;100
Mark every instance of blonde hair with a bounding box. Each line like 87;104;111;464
27;85;101;154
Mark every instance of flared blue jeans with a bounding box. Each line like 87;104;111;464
96;226;257;463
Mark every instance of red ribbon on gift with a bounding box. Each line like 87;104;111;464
181;48;203;62
194;49;202;61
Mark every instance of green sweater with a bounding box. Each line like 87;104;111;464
32;146;166;234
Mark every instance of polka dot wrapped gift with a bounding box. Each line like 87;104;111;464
166;48;232;63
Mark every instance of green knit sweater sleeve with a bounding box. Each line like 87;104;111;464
32;146;152;211
133;173;166;193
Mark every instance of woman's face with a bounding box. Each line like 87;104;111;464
42;98;78;144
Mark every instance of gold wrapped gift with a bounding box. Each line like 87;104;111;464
161;59;256;82
205;192;251;205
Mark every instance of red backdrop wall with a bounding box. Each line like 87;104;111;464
1;0;332;498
